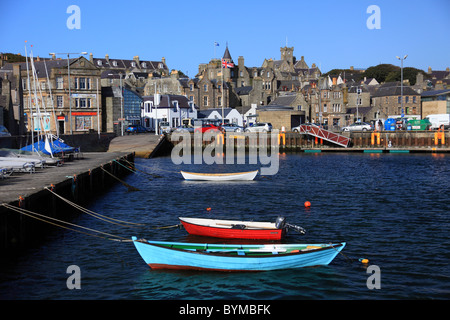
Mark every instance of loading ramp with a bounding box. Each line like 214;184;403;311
296;124;351;148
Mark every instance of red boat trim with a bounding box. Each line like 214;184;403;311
148;263;261;272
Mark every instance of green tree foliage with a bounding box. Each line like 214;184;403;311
325;64;426;85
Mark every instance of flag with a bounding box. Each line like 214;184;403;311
222;59;234;68
214;42;219;46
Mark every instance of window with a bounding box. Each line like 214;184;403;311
203;96;208;106
142;62;146;68
218;96;222;107
97;60;102;66
172;101;179;112
405;96;409;103
79;78;86;89
131;62;136;67
76;98;90;108
189;84;194;91
323;103;327;112
57;96;63;108
398;96;401;104
75;116;92;131
189;96;194;102
112;61;118;67
413;96;417;103
145;102;153;113
204;84;208;92
56;77;64;89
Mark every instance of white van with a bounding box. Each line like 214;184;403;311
425;114;450;130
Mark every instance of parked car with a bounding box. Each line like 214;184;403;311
0;125;11;137
220;123;244;133
173;125;194;133
341;122;372;132
245;123;272;132
159;121;171;134
292;123;317;132
125;125;149;134
425;114;450;130
194;123;220;133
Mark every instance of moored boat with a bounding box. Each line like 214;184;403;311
180;170;258;181
179;216;305;240
131;237;346;272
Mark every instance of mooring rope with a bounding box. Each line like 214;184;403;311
122;158;165;177
100;165;140;191
44;187;144;227
1;203;131;242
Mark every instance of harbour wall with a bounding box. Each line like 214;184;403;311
168;130;450;153
0;152;135;251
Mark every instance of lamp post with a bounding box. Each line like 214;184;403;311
396;55;408;118
49;52;87;134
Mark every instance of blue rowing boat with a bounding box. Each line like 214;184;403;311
131;237;345;272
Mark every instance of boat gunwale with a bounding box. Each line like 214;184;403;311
179;217;279;230
180;170;258;177
134;239;345;258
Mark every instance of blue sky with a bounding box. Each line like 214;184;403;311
2;0;449;77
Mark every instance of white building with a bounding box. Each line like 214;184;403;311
197;108;244;126
142;94;197;131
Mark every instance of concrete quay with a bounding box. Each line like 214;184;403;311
107;133;167;158
0;152;135;250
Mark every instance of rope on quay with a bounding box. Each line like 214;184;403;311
100;165;140;191
1;203;131;242
44;187;145;227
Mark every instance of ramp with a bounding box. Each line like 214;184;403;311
297;124;350;148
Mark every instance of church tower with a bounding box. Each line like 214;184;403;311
280;46;294;65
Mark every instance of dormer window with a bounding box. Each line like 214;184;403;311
159;63;163;69
131;62;136;67
112;61;118;67
97;60;102;66
142;62;146;68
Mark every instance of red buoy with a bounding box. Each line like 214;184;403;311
304;201;311;208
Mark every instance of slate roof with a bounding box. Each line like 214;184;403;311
142;94;194;109
371;83;419;97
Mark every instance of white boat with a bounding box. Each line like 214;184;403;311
0;160;35;173
180;170;258;181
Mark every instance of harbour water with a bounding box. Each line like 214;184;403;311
0;153;449;300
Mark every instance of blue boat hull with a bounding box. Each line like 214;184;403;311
132;238;346;272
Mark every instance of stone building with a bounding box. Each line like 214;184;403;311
371;82;421;119
2;56;102;135
0;64;25;135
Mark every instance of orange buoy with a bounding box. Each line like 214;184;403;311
359;258;369;264
206;207;212;212
304;201;311;208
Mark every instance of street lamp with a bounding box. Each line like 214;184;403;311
49;51;87;134
396;55;408;118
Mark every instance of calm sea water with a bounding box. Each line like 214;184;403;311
0;153;449;300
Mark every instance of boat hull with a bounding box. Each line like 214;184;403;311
132;238;346;272
179;217;284;240
180;170;258;181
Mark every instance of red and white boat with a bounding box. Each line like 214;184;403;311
179;217;305;240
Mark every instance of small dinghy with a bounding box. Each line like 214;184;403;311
180;170;258;181
131;238;346;272
179;216;305;240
